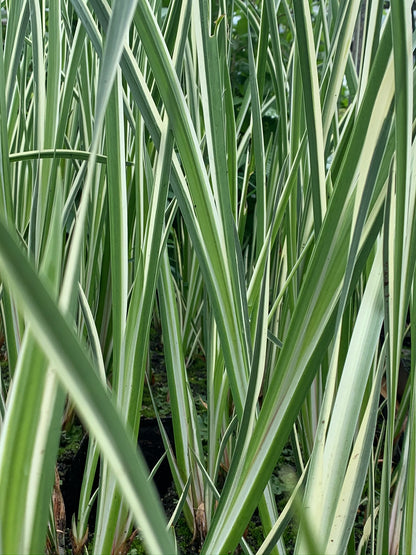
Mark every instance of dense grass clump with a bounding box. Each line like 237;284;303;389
0;2;415;554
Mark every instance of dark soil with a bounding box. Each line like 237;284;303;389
59;417;175;531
